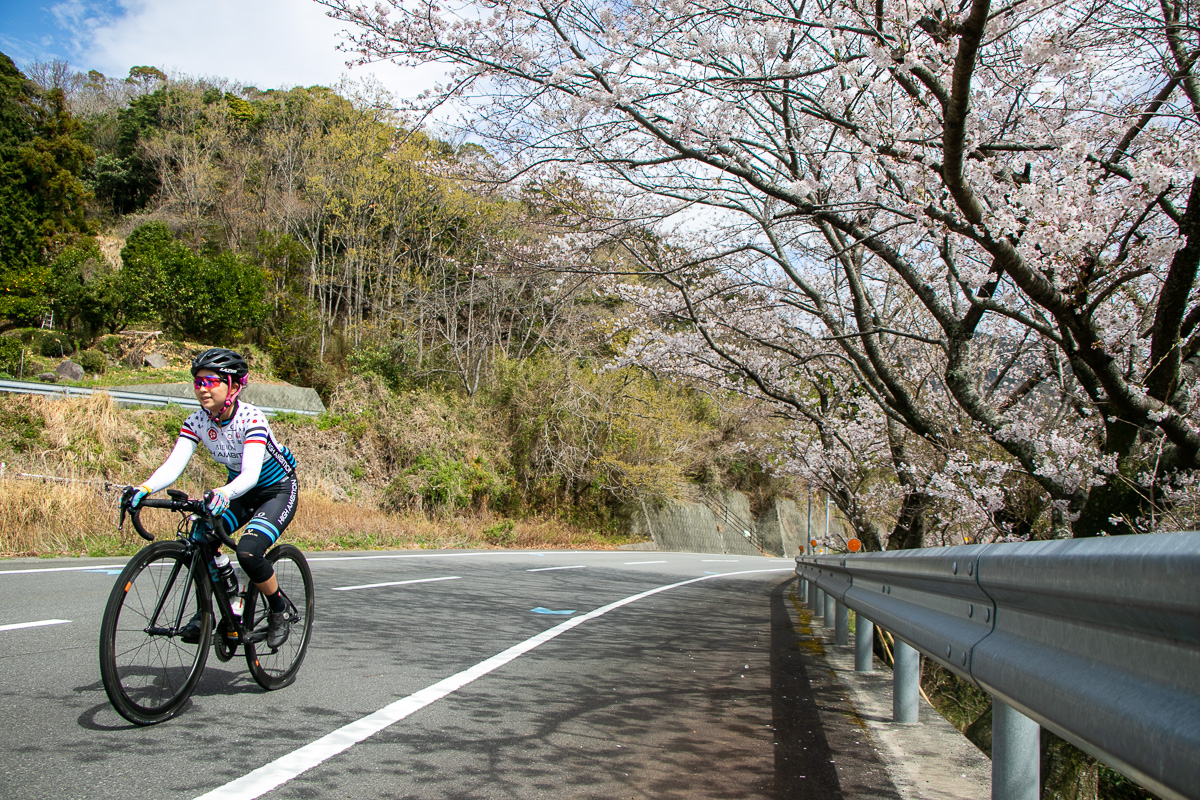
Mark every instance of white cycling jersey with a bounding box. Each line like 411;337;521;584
141;400;297;499
180;401;296;485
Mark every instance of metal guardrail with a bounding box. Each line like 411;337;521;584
795;534;1200;800
0;378;321;417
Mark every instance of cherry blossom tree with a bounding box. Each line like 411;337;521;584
320;0;1200;540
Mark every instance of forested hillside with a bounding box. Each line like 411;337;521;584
0;52;786;555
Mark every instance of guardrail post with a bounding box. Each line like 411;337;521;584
893;639;919;724
799;578;809;604
992;701;1040;800
812;586;824;620
824;592;836;628
855;616;874;672
834;601;849;645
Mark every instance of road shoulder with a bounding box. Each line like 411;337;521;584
784;583;993;800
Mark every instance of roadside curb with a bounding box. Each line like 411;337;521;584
787;585;992;800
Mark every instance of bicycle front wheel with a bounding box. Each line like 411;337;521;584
244;544;314;690
99;540;211;725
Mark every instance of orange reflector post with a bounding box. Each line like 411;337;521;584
847;538;862;552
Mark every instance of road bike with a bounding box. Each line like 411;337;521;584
99;490;314;725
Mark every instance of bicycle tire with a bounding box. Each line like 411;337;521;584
244;544;314;690
99;540;212;725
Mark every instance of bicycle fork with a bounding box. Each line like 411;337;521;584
143;550;202;638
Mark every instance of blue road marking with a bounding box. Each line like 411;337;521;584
531;607;576;615
87;569;125;575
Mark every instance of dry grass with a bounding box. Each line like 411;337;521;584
0;479;126;557
0;477;619;558
0;389;630;559
288;491;618;552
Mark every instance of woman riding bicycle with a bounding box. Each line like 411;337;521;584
123;347;299;649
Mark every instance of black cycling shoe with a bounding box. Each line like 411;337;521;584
180;612;204;644
266;611;290;649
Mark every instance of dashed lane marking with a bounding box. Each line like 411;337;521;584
0;619;71;632
0;565;124;575
331;576;462;591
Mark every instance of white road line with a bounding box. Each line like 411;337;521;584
0;619;71;632
624;560;667;565
331;576;462;592
193;567;793;800
0;564;124;575
308;551;591;563
526;565;586;572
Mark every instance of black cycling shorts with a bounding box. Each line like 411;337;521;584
213;477;299;585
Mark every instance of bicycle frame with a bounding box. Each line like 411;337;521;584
121;488;303;648
190;522;250;645
134;518;247;644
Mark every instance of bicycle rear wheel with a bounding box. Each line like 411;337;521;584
244;544;314;690
99;540;211;725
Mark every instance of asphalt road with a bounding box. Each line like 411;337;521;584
0;548;861;800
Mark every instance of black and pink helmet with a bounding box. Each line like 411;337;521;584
191;348;249;385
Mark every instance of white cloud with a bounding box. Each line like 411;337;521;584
71;0;436;96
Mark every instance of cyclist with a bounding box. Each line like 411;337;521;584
123;348;299;649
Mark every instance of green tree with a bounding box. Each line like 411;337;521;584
0;52;93;324
86;88;165;215
48;239;126;336
118;220;173;322
119;221;267;341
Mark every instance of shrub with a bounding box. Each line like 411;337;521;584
384;453;510;515
77;350;106;374
482;519;516;546
0;337;23;375
39;333;75;357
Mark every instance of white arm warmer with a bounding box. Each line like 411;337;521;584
142;437;197;494
221;441;266;500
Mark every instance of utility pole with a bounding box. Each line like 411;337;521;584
806;488;812;554
825;492;832;550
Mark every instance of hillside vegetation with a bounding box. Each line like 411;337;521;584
0;54;794;556
0;332;778;557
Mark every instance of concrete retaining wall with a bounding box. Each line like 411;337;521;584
624;491;850;557
628;494;762;556
119;382;325;414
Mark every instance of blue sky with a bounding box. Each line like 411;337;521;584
0;0;433;93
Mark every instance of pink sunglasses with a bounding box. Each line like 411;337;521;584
194;375;225;390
